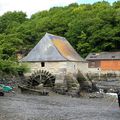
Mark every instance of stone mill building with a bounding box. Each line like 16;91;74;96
20;33;84;92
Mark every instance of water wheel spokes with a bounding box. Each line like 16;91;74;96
27;70;55;88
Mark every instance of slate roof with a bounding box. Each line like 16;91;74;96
20;33;84;62
86;52;120;60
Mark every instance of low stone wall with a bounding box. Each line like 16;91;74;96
86;72;120;81
85;72;120;92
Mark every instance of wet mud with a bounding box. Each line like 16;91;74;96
0;94;120;120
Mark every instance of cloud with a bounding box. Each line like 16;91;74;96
0;0;77;17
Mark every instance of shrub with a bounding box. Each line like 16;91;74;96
0;59;28;76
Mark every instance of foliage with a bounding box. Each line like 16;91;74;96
0;60;28;75
0;1;120;74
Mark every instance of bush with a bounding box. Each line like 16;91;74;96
0;59;28;76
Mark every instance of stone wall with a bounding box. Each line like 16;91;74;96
24;61;80;84
77;62;120;92
23;61;120;82
22;61;120;94
22;61;81;95
77;61;120;78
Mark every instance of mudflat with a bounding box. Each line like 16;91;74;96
0;94;119;120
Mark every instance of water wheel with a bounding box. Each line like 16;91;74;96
27;70;55;88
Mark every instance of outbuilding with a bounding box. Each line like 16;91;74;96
86;52;120;71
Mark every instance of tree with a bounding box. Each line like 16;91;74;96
0;1;120;74
0;11;27;33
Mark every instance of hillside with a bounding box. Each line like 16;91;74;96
0;1;120;75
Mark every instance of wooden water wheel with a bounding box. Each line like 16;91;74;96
27;70;55;88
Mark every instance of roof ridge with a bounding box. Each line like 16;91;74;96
46;32;66;40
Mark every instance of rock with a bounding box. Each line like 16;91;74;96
80;80;92;92
89;93;104;98
91;81;99;92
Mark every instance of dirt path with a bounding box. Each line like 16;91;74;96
0;94;119;120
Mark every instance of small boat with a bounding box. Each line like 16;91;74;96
18;85;49;96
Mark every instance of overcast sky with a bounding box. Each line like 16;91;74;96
0;0;117;17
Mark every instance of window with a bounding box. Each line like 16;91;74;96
112;56;115;58
91;61;95;66
41;62;45;67
90;56;97;58
74;65;76;69
88;61;96;68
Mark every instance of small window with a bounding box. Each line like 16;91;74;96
91;61;95;66
74;65;75;69
41;62;45;67
112;56;115;58
90;56;97;58
88;61;96;68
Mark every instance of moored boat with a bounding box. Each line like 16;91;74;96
18;85;49;96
